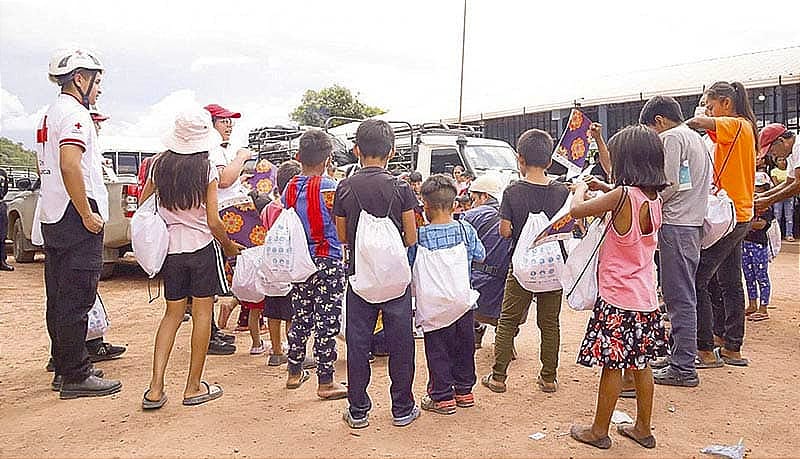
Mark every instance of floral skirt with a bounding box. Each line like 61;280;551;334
577;298;668;370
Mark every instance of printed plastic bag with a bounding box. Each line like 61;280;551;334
766;217;781;260
86;295;110;341
512;212;564;293
702;190;736;249
560;218;604;311
261;207;317;283
413;243;478;333
349;210;412;303
131;195;169;278
231;247;266;303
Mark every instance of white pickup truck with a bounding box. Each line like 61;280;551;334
5;136;160;279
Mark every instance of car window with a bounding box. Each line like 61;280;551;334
430;148;464;174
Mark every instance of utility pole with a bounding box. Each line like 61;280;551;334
458;0;467;123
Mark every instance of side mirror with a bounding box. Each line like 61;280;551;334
16;178;32;191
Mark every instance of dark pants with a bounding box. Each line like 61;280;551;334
42;202;103;383
0;201;8;262
659;224;701;377
696;222;750;353
346;286;415;420
423;310;476;401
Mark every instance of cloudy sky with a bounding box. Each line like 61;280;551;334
1;0;799;150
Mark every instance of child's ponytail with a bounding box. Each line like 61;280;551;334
707;81;759;150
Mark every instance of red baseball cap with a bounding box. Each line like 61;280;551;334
758;123;788;157
203;104;241;119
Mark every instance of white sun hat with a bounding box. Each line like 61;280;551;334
162;107;223;155
469;173;503;200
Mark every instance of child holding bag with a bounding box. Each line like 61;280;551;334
568;125;669;450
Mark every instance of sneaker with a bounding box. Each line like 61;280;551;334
393;405;421;426
650;356;672;370
653;367;700;387
59;375;122;400
267;353;288;366
343;410;369;429
52;368;104;391
250;340;267;355
455;392;475;408
213;331;235;344
88;342;127;363
207;338;236;355
421;395;456;415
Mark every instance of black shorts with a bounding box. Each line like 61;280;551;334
264;293;293;321
162;242;229;301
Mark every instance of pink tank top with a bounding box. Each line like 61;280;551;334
598;187;662;312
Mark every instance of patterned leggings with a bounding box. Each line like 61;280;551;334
742;241;771;306
287;256;345;384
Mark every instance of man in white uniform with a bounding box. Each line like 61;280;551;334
34;48;122;399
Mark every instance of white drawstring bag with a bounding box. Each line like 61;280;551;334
767;218;781;261
231;247;266;303
413;242;478;333
86;294;110;341
512;212;565;293
263;281;293;297
560;219;603;311
702;189;736;249
261;207;317;283
131;195;169;278
350;210;412;303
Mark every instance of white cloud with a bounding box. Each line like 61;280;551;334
0;85;47;134
190;55;259;73
103;89;200;139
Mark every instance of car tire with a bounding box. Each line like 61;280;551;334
12;219;35;263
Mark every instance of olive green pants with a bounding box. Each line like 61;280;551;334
491;268;562;383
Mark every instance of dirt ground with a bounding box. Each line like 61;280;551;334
1;248;798;459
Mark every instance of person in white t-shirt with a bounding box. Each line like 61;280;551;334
35;48;121;399
755;124;799;241
139;108;242;409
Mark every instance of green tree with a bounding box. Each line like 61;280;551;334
0;137;36;167
290;84;386;127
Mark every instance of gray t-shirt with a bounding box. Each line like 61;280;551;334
659;124;712;226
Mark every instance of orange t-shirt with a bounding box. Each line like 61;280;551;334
712;117;755;222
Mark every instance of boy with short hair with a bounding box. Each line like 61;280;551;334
416;174;485;414
482;129;569;394
333;119;420;429
283;129;347;400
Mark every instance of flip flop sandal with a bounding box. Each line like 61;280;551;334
694;354;724;369
619;389;636;399
142;389;167;410
480;374;506;393
182;381;223;406
570;425;611;450
616;424;656;449
286;369;311;389
747;312;769;322
715;347;749;367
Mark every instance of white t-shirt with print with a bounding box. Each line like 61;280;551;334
32;94;108;245
208;144;249;203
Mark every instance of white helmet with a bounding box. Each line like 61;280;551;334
48;48;104;81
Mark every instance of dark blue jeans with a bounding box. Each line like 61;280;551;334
423;310;476;401
659;224;702;377
346;286;415;420
695;222;750;353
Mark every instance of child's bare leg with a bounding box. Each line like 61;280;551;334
185;296;213;399
622;369;635;392
629;367;655;439
218;297;236;329
148;299;187;400
572;367;621;443
268;318;283;355
745;298;758;315
248;308;261;348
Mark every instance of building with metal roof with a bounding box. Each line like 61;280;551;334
446;46;800;147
